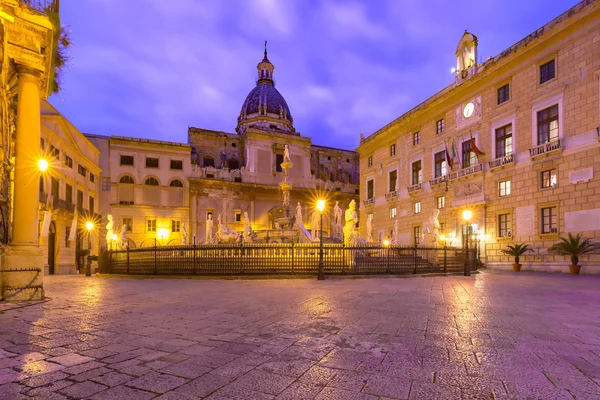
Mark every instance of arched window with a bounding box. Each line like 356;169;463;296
144;177;159;186
203;156;215;168
119;175;134;184
170;179;183;187
228;159;239;170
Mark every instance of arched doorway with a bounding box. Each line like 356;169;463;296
48;222;56;275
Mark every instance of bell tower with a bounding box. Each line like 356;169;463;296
455;31;478;82
257;41;275;86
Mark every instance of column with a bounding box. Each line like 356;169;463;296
190;192;197;242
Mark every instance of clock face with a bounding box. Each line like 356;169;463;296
463;102;474;118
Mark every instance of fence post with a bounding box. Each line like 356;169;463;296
109;249;112;274
413;244;418;274
239;242;244;273
154;240;158;275
386;246;391;274
193;242;197;274
126;245;130;275
291;242;295;274
443;244;447;273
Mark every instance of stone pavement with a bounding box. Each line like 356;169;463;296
1;271;600;400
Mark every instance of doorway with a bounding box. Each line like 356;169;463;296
48;221;56;275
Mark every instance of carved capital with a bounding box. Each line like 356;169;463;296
15;64;43;82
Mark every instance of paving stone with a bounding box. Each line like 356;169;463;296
91;370;135;387
127;371;188;393
159;360;212;379
59;380;108;398
48;353;95;367
172;372;233;398
89;385;156;400
231;369;296;395
315;387;377;400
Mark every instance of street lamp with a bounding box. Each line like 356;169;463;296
316;199;325;280
37;158;49;172
85;220;94;277
462;209;472;276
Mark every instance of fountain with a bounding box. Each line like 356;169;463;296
274;145;295;229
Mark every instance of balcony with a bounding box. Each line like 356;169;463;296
488;154;514;170
429;176;447;187
449;163;483;180
529;139;562;159
385;190;397;200
407;183;422;193
55;198;75;213
363;198;374;207
39;191;47;204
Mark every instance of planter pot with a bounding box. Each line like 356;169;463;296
512;263;522;272
569;264;581;275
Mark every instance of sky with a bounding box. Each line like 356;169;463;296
51;0;581;150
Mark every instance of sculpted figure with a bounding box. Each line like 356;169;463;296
366;215;373;243
296;202;303;226
343;200;359;247
106;214;114;250
283;145;291;163
181;223;188;245
334;201;342;225
243;212;252;242
311;209;320;240
205;214;214;244
121;224;128;249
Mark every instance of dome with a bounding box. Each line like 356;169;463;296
239;84;293;124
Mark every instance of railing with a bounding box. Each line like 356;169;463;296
385;190;397;199
19;0;59;13
488;154;514;170
106;243;477;276
39;191;48;204
529;139;562;157
407;183;422;193
449;163;483;180
363;198;374;206
429;175;447;187
54;198;75;213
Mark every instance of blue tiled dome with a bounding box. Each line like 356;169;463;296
240;83;293;124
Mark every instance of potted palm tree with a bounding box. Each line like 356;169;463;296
501;243;533;272
548;233;600;275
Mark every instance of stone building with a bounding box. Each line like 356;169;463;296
39;100;101;275
357;0;600;272
0;1;61;300
87;135;191;248
188;48;359;241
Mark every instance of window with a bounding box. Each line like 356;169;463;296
145;157;159;168
390;207;397;219
499;180;511;197
390;144;396;156
203;156;215;168
540;59;555;84
65;184;72;204
171;219;181;233
78;164;87;177
367;156;373;168
170;179;184;187
77;190;83;210
436;195;445;209
120;155;134;166
537;105;559;145
541;169;557;188
170;159;183;170
102;177;111;191
40;138;45;150
434;151;447;178
413;226;421;245
367;179;374;200
122;217;133;232
411;160;422;185
413;201;421;214
388;170;397;192
119;175;134;184
50;177;59;200
228;159;240;170
497;84;510;104
275;154;284;172
146;219;157;233
50;145;59;159
65;227;70;248
88;196;94;213
90;174;95;183
39;176;44;193
413;131;421;145
436;119;444;134
498;214;511;237
65;156;73;168
541;206;557;234
144;177;159;186
462;140;476;168
495;124;513;158
235;211;242;223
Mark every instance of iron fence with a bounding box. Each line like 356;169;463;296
106;243;477;277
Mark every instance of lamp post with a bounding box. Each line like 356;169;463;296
85;221;94;277
317;199;325;280
462;209;472;276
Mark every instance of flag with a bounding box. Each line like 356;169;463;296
40;211;51;238
444;140;453;169
451;139;461;169
470;137;485;156
68;210;78;242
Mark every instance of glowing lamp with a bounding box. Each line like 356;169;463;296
383;239;390;247
462;209;473;222
111;234;118;242
85;221;94;231
38;159;49;172
157;228;169;240
440;234;446;242
316;199;325;212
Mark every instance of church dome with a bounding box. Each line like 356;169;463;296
236;45;295;134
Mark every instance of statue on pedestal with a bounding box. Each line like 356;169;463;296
216;214;240;243
296;202;303;226
243;212;252;242
283;145;291;163
343;200;360;247
333;201;343;238
366;215;373;243
205;214;214;244
120;224;128;249
106;214;114;250
181;223;188;245
311;210;320;241
421;209;441;246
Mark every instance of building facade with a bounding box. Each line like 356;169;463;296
39;100;101;275
357;0;600;272
87;135;191;248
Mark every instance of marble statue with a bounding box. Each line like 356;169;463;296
243;212;252;242
106;214;114;250
421;209;441;246
296;202;303;226
366;215;373;243
181;223;188;245
121;224;127;249
311;210;320;241
205;214;214;244
283;145;291;163
343;200;359;247
216;214;240;243
333;201;343;239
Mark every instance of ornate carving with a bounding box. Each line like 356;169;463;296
454;181;483;198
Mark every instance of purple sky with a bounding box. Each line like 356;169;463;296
51;0;580;150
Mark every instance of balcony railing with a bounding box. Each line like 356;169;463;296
429;176;447;187
407;183;422;193
55;198;75;213
363;198;374;206
39;191;47;204
529;139;562;158
449;163;483;180
19;0;59;13
488;154;514;170
385;191;397;200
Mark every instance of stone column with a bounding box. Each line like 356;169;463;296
190;192;197;243
1;66;45;301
